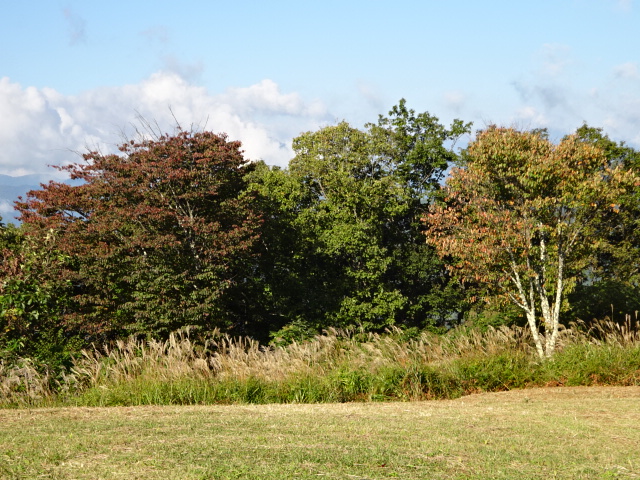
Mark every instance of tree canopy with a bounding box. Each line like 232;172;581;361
425;126;639;357
2;104;639;362
246;101;471;336
16;130;261;339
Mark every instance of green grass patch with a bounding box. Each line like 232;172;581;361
1;387;639;479
543;344;640;386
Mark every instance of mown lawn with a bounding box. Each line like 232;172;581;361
1;386;639;480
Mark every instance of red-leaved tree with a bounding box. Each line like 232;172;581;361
17;130;261;339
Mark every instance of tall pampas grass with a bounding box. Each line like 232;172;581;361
1;319;639;407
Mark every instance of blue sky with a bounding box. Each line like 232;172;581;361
1;0;639;180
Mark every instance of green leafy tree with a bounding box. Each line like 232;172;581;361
247;101;470;335
572;124;640;280
288;121;407;329
0;222;75;364
17;130;261;339
566;124;640;321
238;162;328;340
426;127;638;358
366;100;472;327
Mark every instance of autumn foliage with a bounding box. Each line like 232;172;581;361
2;108;640;365
425;127;639;357
15;130;260;339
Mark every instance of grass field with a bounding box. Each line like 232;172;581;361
1;386;639;480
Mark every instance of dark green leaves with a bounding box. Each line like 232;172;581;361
16;130;261;339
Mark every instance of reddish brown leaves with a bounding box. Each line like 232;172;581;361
16;130;261;338
425;127;638;306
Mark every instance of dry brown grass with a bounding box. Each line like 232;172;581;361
1;318;639;407
0;358;54;405
67;324;536;386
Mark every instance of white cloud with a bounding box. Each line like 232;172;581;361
536;44;573;78
443;91;467;114
614;61;640;79
221;79;325;117
0;74;331;177
356;81;385;113
513;82;572;112
161;56;204;82
512;106;548;128
503;44;640;147
62;7;87;46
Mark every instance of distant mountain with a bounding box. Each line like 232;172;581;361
0;174;78;224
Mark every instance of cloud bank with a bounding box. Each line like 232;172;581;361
0;74;330;177
506;45;640;146
3;47;640;181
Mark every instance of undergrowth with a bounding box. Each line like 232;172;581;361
1;318;639;407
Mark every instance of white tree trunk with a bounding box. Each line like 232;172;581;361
508;260;546;359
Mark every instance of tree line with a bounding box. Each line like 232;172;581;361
1;100;639;365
